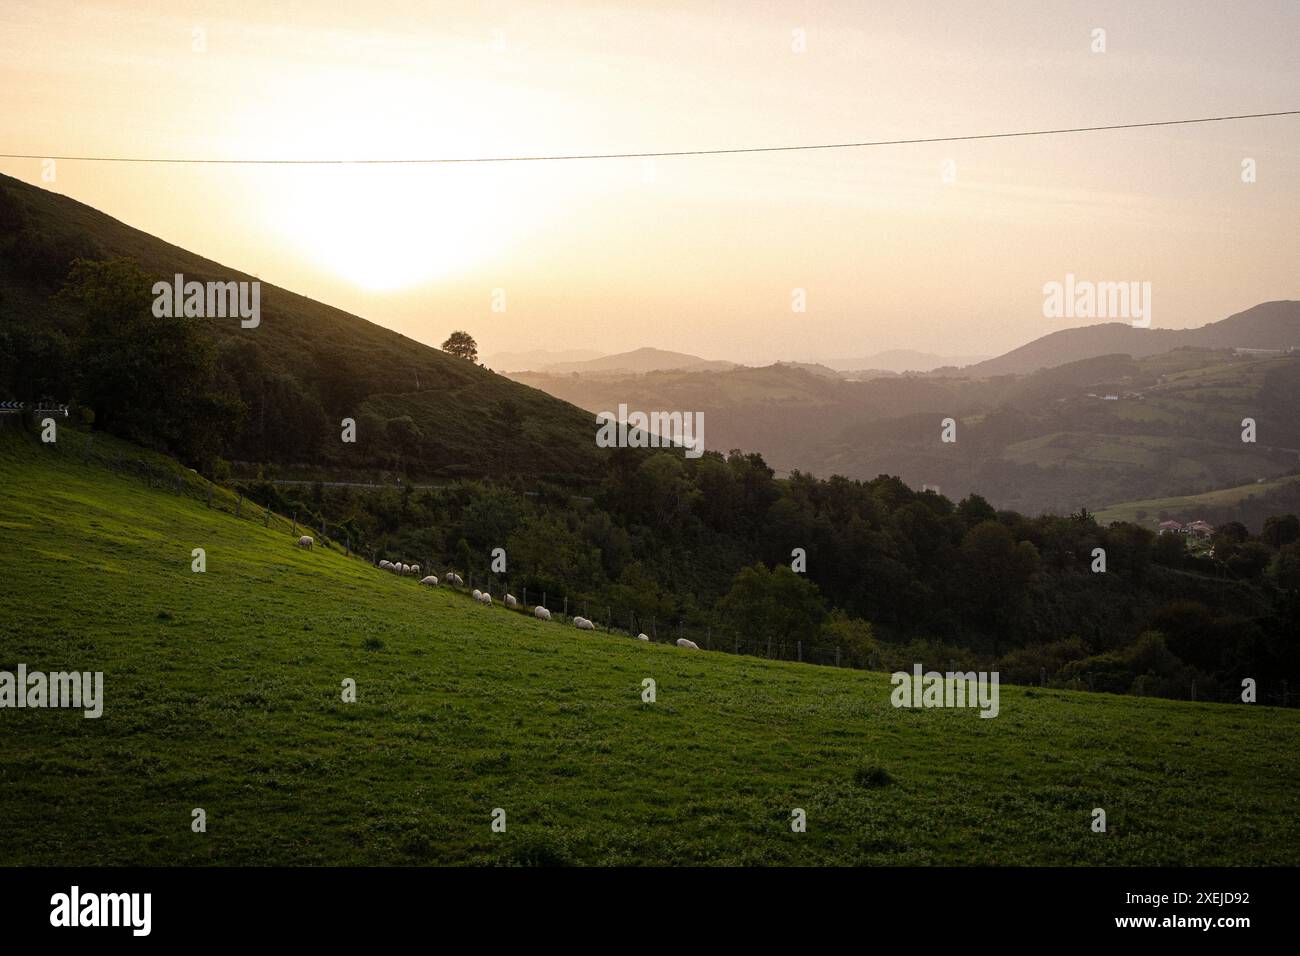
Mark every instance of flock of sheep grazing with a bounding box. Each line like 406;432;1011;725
378;558;423;578
316;546;701;650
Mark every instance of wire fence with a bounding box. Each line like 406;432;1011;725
429;571;847;666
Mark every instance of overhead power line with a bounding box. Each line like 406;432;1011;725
2;110;1297;166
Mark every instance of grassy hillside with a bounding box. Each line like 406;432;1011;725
0;174;604;485
2;430;1297;865
1096;474;1300;528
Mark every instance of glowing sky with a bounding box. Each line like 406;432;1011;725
2;0;1297;364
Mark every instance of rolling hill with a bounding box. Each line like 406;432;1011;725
484;348;606;372
822;349;990;373
0;174;607;485
536;347;737;376
1094;474;1300;528
2;428;1297;865
507;362;968;471
513;341;1300;514
951;301;1300;378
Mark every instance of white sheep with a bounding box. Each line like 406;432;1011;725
296;535;313;550
378;559;390;570
482;593;493;606
574;616;595;631
446;572;463;587
472;589;483;601
419;575;439;586
534;606;552;621
676;638;699;650
403;564;413;576
411;564;420;576
505;594;518;608
637;633;650;641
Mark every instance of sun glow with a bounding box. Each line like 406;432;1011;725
234;72;553;291
261;164;520;291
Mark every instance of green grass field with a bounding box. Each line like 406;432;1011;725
2;431;1298;865
1095;475;1300;526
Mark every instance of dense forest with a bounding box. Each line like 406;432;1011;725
2;226;1298;704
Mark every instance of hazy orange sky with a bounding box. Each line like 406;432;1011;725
2;0;1297;364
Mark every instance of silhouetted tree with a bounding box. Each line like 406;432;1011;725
441;331;478;362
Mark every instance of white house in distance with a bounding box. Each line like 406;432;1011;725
1157;519;1215;539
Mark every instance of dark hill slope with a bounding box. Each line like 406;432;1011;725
0;174;604;484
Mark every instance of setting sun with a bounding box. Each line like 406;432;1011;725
259;164;523;290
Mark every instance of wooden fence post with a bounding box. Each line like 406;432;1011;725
797;640;802;663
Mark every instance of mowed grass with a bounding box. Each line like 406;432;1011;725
1;438;1298;866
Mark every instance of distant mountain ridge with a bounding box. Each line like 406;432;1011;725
510;324;1300;515
538;347;736;375
492;301;1300;380
485;347;605;371
821;349;990;373
950;301;1300;377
